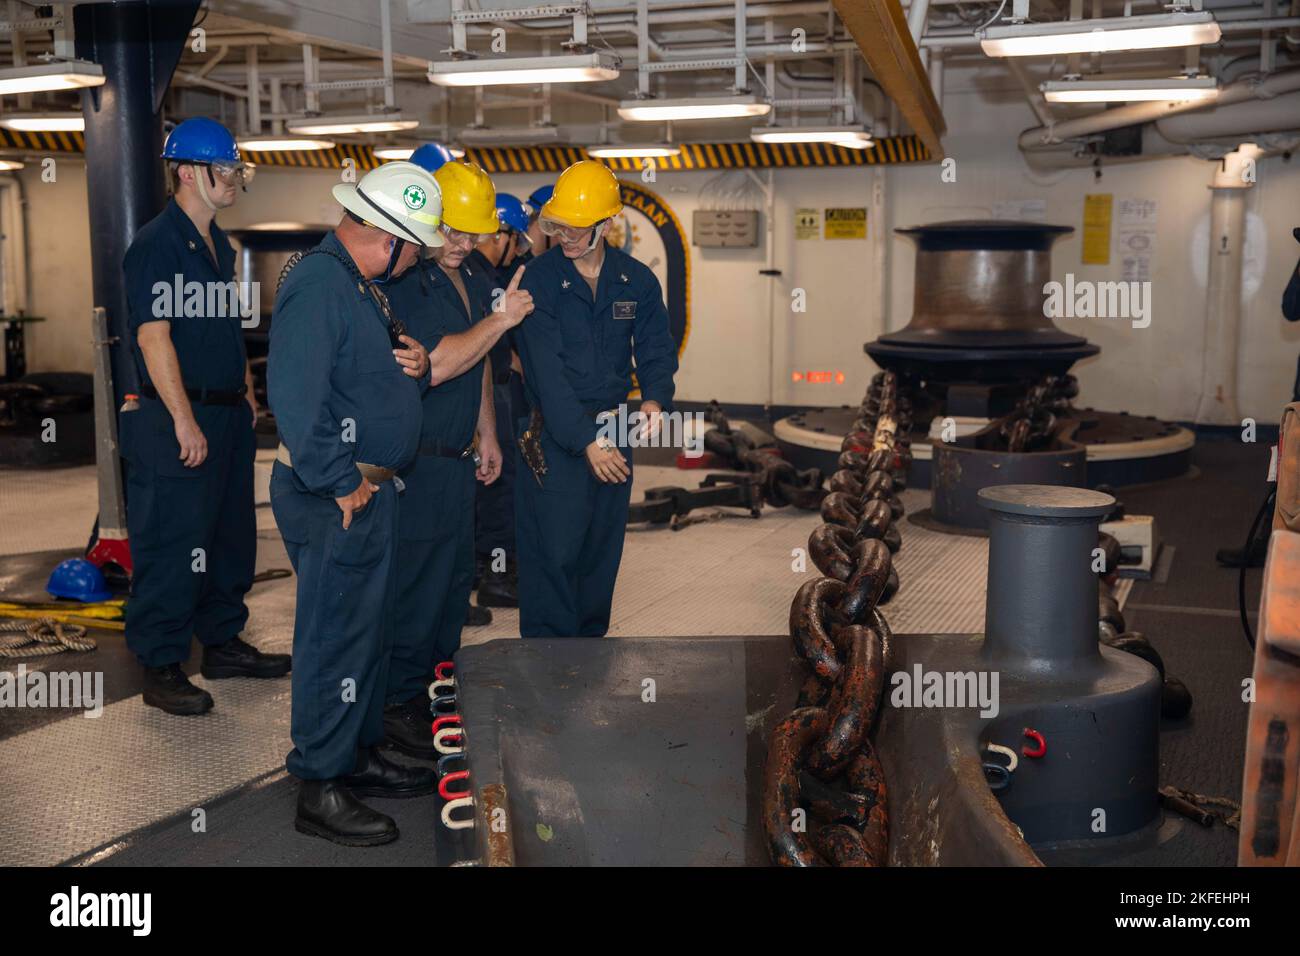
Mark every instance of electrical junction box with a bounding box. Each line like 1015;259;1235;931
693;210;760;248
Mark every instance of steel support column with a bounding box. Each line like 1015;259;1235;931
75;0;199;404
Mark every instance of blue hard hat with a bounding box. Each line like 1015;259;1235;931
47;558;112;603
409;142;455;173
527;184;554;215
495;193;530;234
161;117;240;165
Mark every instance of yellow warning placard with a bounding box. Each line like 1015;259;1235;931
824;207;867;239
795;208;820;239
1082;194;1112;265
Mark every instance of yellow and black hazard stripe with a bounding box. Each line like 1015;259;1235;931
240;135;931;172
0;129;85;153
1;131;930;171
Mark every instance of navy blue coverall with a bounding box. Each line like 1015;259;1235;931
514;244;678;638
466;248;519;566
120;199;256;668
384;257;491;706
268;233;422;780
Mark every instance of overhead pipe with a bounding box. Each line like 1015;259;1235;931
247;45;261;133
1019;66;1300;149
459;1;827;30
777;63;887;133
735;0;748;91
929;46;944;103
1005;58;1055;127
1196;152;1252;426
1021;125;1299;170
907;0;931;41
1157;88;1300;140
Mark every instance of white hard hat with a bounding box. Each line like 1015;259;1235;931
332;161;445;247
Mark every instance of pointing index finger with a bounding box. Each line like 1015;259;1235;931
507;265;525;293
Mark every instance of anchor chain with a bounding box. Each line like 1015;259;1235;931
763;371;911;867
1000;373;1078;453
701;401;826;509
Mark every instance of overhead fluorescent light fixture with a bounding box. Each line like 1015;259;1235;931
1041;75;1219;103
429;52;620;87
0;159;24;171
751;126;874;149
373;144;465;161
980;12;1221;57
618;95;771;122
287;113;419;135
236;135;336;152
0;111;84;132
586;144;681;158
0;61;105;95
457;126;560;146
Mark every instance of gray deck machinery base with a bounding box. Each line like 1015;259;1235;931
452;484;1163;866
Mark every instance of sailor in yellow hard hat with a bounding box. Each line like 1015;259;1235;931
514;160;678;638
379;160;535;756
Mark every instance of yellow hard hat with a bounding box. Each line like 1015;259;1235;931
434;161;500;235
541;160;623;228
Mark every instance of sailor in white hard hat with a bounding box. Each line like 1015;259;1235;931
267;161;439;846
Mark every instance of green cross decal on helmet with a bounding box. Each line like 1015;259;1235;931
403;184;427;210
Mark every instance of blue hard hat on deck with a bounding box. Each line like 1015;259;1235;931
495;193;529;234
526;184;554;215
47;558;112;603
409;142;455;172
161;117;240;165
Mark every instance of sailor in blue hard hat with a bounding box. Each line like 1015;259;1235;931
119;116;289;717
160;116;255;209
407;142;456;173
525;184;556;255
468;193;531;283
466;191;534;610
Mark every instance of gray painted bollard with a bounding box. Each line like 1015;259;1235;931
980;484;1115;669
977;484;1162;849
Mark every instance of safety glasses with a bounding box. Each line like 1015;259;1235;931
538;217;598;242
187;160;254;186
439;223;489;247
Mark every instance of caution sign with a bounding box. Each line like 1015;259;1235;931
795;208;820;239
1082;194;1113;265
824;207;867;240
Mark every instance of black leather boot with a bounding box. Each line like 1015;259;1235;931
142;664;214;716
383;698;438;758
477;565;519;608
295;779;398;846
201;635;292;679
344;745;436;798
464;603;492;626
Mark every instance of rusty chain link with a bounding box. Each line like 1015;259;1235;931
1000;373;1078;452
763;371;912;867
701;401;826;510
